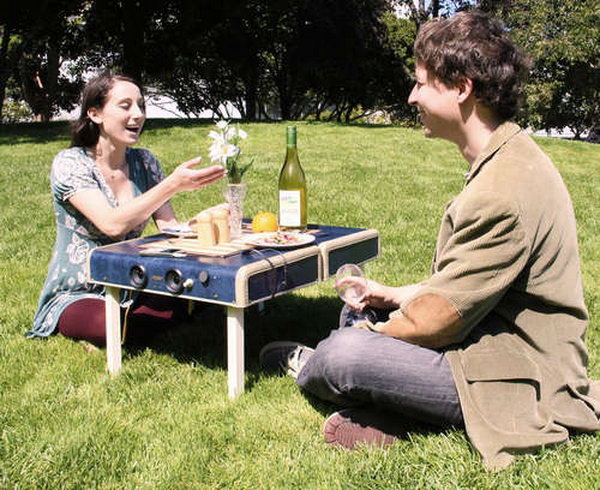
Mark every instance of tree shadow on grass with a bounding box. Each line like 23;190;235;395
0;121;71;145
0;118;407;146
124;294;341;381
122;293;463;444
0;119;215;145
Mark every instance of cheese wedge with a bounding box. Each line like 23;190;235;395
196;211;216;247
212;207;230;244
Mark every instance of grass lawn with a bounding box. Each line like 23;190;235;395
0;120;598;489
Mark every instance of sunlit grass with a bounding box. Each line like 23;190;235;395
1;120;598;488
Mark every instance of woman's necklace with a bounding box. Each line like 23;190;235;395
87;148;128;181
103;163;127;181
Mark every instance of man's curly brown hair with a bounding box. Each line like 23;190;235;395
414;10;532;122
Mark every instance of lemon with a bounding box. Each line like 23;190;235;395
252;212;278;233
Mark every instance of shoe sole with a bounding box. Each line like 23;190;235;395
323;409;398;450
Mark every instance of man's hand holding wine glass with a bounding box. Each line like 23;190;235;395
335;264;422;315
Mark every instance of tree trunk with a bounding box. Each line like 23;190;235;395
586;121;600;143
278;69;291;120
344;104;354;122
244;62;258;121
121;0;145;82
0;24;12;124
588;102;600;143
244;89;256;121
40;43;60;122
280;92;290;120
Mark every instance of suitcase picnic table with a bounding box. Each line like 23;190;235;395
87;223;379;398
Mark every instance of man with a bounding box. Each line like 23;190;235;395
260;10;600;469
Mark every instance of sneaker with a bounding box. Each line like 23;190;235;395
259;341;315;379
323;408;404;450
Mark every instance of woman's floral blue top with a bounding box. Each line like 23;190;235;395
28;146;165;338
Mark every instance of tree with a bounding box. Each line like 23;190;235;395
146;0;258;119
154;0;311;120
81;0;179;83
294;0;398;121
380;12;418;122
391;0;473;25
480;0;600;138
261;0;411;121
152;0;413;122
1;1;86;123
1;0;460;124
0;7;17;122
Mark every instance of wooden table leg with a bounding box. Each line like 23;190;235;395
226;306;245;399
105;286;122;375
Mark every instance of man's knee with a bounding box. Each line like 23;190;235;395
311;328;374;376
296;328;374;399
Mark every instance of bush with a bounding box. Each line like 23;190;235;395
1;98;34;124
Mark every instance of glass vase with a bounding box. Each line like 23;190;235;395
225;183;247;240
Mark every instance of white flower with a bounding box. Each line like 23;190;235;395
206;119;252;183
225;127;237;140
209;141;239;163
225;127;248;141
208;130;225;142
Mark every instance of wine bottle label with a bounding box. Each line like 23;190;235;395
279;190;301;226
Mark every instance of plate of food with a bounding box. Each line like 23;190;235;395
161;224;197;238
244;231;316;249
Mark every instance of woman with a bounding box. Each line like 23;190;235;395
28;72;226;346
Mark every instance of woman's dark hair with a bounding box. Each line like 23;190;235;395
71;72;144;147
414;10;532;121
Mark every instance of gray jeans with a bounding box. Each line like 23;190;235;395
296;305;463;427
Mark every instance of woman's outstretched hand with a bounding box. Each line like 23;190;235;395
170;157;227;191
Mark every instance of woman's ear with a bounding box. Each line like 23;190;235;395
457;77;474;104
87;107;102;124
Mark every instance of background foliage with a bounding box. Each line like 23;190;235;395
480;0;600;138
1;0;599;135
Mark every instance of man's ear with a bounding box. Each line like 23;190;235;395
87;107;102;124
457;77;474;104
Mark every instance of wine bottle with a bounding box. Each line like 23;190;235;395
278;126;307;231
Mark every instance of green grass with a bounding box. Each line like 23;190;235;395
1;120;599;489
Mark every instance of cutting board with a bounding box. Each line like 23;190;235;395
141;237;254;257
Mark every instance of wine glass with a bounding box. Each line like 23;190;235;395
334;264;367;304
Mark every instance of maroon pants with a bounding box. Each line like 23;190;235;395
58;293;187;347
